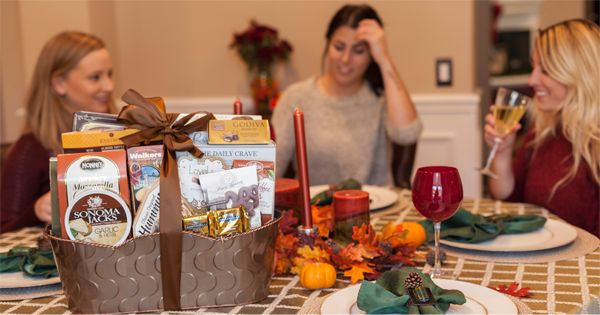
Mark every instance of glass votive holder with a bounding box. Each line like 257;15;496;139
333;190;369;245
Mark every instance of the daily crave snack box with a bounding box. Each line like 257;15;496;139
176;154;229;216
197;165;261;229
233;160;275;224
57;150;131;245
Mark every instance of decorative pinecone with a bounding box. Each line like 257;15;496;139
404;272;423;289
425;250;446;266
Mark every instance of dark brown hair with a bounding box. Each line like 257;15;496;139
323;4;384;96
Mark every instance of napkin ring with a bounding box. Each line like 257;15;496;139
405;272;435;305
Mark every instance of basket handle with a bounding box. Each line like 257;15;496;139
119;89;215;310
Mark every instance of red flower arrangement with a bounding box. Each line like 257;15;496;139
230;20;293;71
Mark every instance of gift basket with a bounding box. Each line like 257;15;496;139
44;89;280;313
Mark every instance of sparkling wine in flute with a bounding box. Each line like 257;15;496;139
493;104;527;137
479;87;532;178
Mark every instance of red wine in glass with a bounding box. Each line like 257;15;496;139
412;166;463;277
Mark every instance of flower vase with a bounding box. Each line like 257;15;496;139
251;69;279;120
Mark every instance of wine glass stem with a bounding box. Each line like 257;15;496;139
433;221;442;278
483;137;501;171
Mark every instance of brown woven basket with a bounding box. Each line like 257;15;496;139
45;216;280;314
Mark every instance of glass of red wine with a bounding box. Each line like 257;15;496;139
412;166;463;277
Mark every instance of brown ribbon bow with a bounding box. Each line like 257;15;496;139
118;89;215;311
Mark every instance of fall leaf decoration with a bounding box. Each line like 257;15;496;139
343;261;375;283
279;210;299;235
274;210;417;285
312;204;334;237
489;282;531;298
290;245;331;275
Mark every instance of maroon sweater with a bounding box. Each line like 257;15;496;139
508;132;599;237
1;133;51;233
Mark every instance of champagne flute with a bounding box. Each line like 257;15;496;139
480;87;531;178
412;166;463;278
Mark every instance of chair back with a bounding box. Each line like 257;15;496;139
391;142;418;189
281;142;418;189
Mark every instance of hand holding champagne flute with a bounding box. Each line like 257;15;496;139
480;87;532;178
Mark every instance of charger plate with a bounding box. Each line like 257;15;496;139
320;279;517;314
439;219;577;252
0;283;62;301
0;272;61;289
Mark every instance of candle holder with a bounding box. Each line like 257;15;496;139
297;225;318;236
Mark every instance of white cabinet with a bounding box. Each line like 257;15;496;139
412;93;482;198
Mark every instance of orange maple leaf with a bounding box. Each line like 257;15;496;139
276;232;299;253
343;261;375;283
274;254;292;274
339;243;381;263
312;205;334;237
352;224;377;245
291;245;331;275
378;222;409;248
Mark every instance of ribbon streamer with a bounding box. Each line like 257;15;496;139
118;89;215;310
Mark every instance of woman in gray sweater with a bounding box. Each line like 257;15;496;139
272;4;422;186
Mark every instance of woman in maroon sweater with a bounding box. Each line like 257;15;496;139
1;31;117;233
485;19;600;237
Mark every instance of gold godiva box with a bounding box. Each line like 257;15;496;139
208;119;270;144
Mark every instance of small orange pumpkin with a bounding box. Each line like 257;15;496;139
300;262;336;289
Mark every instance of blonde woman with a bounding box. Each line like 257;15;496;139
485;19;600;236
1;31;116;232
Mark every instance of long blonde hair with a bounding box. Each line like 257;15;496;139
532;19;600;195
23;31;117;154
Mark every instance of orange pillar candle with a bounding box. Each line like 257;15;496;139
233;97;243;115
293;108;312;229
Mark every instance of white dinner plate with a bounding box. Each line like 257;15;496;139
309;185;398;210
320;279;517;314
440;219;577;252
0;272;61;289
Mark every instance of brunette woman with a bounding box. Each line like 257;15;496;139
272;4;422;186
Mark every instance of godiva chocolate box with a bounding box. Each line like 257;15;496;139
208;119;271;144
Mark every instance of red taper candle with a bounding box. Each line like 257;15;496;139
233;97;243;115
293;108;312;229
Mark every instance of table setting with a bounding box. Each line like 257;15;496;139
1;189;598;314
0;102;598;314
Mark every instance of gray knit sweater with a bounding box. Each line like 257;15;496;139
272;77;422;186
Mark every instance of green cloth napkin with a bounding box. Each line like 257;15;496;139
0;247;58;278
310;178;362;206
357;267;466;314
419;208;547;243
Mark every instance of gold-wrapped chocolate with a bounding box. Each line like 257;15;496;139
209;206;250;237
182;213;210;234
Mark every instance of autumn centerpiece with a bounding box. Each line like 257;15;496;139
230;20;293;119
275;205;420;286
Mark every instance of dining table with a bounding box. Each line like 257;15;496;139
1;188;598;314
